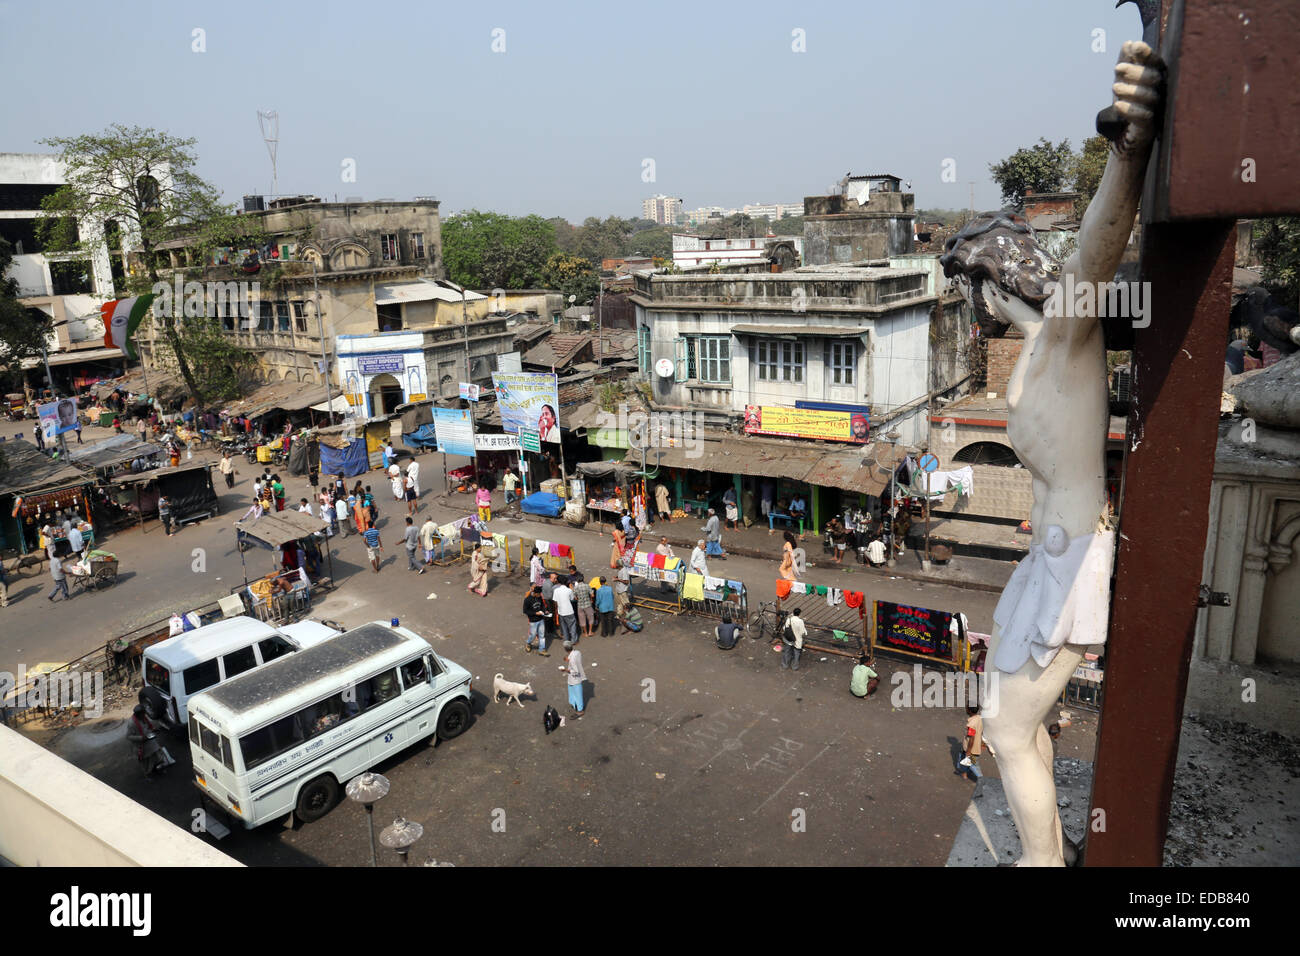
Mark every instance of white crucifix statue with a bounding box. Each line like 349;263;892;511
939;41;1164;866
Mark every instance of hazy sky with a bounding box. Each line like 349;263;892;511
3;0;1141;220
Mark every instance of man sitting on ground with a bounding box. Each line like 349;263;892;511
714;609;744;650
850;655;879;698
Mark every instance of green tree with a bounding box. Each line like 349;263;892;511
1255;217;1300;308
989;137;1074;209
37;125;256;418
540;252;600;305
624;226;673;259
441;210;557;288
0;237;51;375
1071;135;1110;219
152;316;256;407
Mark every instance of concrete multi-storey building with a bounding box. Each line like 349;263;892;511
0;152;130;392
641;195;683;225
670;233;803;271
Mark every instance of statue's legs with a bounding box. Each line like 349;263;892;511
983;633;1084;866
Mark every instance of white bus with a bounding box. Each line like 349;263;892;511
186;621;472;829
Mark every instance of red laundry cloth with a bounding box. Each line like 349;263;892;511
650;553;666;569
844;590;864;609
557;544;573;558
775;579;793;599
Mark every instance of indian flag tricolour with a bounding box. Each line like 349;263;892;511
100;294;156;361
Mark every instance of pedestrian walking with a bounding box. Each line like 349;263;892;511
467;543;489;596
47;552;70;601
613;554;631;615
219;451;236;489
362;524;383;573
365;485;378;525
781;607;806;671
529;547;545;589
523;584;550;655
553;575;577;643
308;464;319;492
73;419;83;444
112;416;122;435
690;539;709;580
271;475;286;512
595;576;616;636
723;486;738;530
572;574;595;638
779;531;798;580
476;484;492;522
158;494;175;536
959;705;984;780
32;421;45;452
419;515;438;572
655;481;671;522
503;467;520;506
406;459;420;498
404;472;417;516
1;561;11;608
335;494;350;536
403;516;421;571
702;508;725;558
390;468;403;502
562;642;586;718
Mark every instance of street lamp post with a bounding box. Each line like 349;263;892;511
345;771;390;867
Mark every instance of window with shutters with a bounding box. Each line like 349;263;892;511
829;341;855;385
381;233;399;261
637;325;651;373
695;336;730;383
755;339;803;382
411;232;425;259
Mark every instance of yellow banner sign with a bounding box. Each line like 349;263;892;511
743;405;868;443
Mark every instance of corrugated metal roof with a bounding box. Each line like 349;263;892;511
374;280;487;305
0;441;92;496
803;443;905;497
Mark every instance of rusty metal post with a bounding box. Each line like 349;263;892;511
1086;219;1236;866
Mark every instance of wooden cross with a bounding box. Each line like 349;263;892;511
1087;0;1300;865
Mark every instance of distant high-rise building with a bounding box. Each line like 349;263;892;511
642;194;683;225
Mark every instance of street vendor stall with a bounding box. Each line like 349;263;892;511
233;509;334;625
575;460;636;532
110;461;220;530
0;441;95;556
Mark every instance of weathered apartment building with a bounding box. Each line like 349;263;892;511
140;196;521;414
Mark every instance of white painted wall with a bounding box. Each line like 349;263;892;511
870;304;931;446
0;725;242;867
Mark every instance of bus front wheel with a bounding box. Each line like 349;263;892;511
437;700;470;741
296;774;340;823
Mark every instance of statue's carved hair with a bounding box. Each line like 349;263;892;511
939;212;1062;323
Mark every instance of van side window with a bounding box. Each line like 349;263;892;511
299;692;346;738
183;659;221;695
352;668;400;712
220;735;235;771
189;715;201;747
199;723;223;762
223;645;258;679
400;658;428;689
258;635;295;663
239;713;305;770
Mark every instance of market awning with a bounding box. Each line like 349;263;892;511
64;434;163;471
110;461;214;485
627;438;827;482
234;510;325;548
222;381;331;418
31;347;129;367
0;441;92;497
802;442;906;497
310;395;351;413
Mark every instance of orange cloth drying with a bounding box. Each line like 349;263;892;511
775;579;793;599
844;590;864;609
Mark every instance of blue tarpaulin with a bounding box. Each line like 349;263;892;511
406;423;438;449
319;438;369;478
520;491;564;517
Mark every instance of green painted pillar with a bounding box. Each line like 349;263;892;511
674;470;684;509
810;485;821;536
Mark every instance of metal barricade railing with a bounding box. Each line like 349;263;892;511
234;571;312;626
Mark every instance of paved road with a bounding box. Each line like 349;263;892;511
14;429;1062;866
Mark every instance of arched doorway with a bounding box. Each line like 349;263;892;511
368;373;405;416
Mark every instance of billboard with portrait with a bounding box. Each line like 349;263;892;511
743;405;867;444
491;371;560;443
38;397;79;440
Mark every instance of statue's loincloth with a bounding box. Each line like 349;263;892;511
992;528;1115;673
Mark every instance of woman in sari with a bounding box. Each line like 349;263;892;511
467;543;489;597
610;524;628;568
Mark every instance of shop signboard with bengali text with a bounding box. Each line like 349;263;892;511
743;405;868;444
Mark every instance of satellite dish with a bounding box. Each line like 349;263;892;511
655;358;674;378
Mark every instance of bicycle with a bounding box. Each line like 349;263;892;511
747;600;787;641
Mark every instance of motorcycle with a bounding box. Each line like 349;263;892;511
127;703;177;778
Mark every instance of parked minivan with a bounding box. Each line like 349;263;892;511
140;616;340;730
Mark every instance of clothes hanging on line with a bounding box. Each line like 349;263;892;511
683;573;706;602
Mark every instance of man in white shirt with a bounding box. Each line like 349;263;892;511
690;539;709;579
298;498;314;517
553;577;577;644
67;522;84;556
866;537;887;567
406;459;420;497
781;607;807;671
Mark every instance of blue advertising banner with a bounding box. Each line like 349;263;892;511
491;371;560;443
432;407;476;458
357;353;404;375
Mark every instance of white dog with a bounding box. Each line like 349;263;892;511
493;673;533;708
